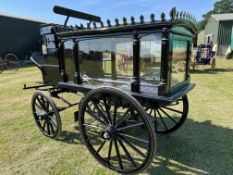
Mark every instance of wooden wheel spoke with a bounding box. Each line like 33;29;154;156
119;133;149;144
91;100;109;124
156;109;168;129
45;101;50;112
113;103;118;126
158;107;178;124
117;138;137;168
119;136;146;158
36;97;45;110
47;111;55;116
99;102;111;124
114;139;123;169
117;122;144;131
96;141;107;154
49;117;57;129
85;108;106;125
107;140;113;163
147;108;153;116
116;106;131;127
48;120;55;134
34;101;43;110
87;134;101;141
163;106;183;114
47;120;51;135
42;120;47;131
83;123;104;130
40;96;47;110
102;95;112;124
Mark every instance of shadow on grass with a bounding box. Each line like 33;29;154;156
190;68;233;74
146;118;233;175
56;129;83;145
55;118;233;175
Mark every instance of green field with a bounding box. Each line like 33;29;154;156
0;58;233;175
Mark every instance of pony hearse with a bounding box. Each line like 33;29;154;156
24;6;198;174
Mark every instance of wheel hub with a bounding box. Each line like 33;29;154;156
102;131;111;139
102;126;118;140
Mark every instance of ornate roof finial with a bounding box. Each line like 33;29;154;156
183;11;187;19
107;19;111;27
87;22;91;29
115;18;119;26
161;13;165;21
140;15;144;24
169;7;176;21
176;11;179;19
180;11;183;18
100;21;104;28
130;16;135;24
150;13;155;22
123;17;127;25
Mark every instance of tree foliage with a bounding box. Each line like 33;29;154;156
198;0;233;30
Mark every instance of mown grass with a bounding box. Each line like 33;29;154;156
0;58;233;175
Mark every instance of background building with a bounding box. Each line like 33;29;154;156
0;14;46;60
198;13;233;56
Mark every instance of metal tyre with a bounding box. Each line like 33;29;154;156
4;53;19;71
31;91;62;138
146;95;189;134
79;87;156;174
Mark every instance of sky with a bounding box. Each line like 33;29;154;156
0;0;217;25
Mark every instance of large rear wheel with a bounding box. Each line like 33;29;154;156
79;87;156;174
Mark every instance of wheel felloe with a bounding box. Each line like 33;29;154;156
31;91;62;138
79;87;156;174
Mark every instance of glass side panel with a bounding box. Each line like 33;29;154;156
171;40;188;87
79;36;133;90
140;34;162;93
64;40;75;81
63;33;162;94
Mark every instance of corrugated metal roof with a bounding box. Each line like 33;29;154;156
211;13;233;21
0;12;48;24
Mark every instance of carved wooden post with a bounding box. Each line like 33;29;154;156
158;28;170;95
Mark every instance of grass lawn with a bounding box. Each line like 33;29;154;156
0;58;233;175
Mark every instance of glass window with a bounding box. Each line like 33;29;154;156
171;40;188;87
78;36;133;90
79;37;133;77
140;33;162;94
64;40;75;80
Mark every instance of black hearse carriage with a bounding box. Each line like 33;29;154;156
24;6;198;174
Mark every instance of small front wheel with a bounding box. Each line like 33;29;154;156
79;87;156;174
31;91;62;138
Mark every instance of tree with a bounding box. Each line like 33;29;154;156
199;0;233;30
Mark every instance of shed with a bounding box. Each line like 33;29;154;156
0;13;46;59
201;13;233;56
